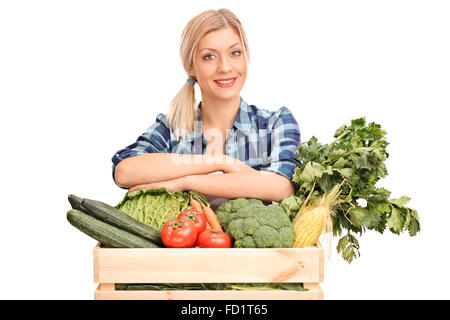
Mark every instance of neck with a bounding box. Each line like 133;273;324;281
200;95;241;131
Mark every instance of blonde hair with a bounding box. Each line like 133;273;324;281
168;8;250;140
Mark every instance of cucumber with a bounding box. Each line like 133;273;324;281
81;197;163;246
68;194;88;213
67;209;159;248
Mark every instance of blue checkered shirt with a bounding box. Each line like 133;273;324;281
112;97;301;190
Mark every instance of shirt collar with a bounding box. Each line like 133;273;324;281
183;97;252;142
233;97;252;134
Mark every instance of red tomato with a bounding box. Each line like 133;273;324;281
196;230;232;248
161;218;197;248
177;209;207;235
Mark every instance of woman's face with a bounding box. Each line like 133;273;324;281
191;27;247;103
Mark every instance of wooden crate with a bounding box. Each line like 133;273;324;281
93;242;324;300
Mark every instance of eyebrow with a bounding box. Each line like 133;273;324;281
199;42;241;53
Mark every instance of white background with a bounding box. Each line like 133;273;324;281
1;0;449;299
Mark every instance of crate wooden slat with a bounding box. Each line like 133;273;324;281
93;242;324;300
94;244;323;284
94;283;323;300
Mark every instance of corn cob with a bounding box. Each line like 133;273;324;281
293;183;342;248
293;206;327;247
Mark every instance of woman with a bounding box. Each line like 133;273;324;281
112;9;300;203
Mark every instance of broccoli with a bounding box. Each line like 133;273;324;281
279;194;304;221
215;198;264;231
224;202;295;248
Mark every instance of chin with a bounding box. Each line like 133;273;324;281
212;87;243;101
216;92;240;101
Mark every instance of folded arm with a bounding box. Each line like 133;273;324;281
183;171;294;202
114;153;254;189
129;170;294;203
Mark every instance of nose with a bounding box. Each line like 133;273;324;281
217;54;232;73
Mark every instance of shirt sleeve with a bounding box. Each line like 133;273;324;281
259;107;301;192
111;113;171;185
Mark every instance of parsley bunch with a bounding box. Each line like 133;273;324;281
291;117;420;263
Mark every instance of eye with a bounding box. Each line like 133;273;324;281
203;53;215;60
231;50;241;57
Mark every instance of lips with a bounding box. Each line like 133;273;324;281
214;77;237;88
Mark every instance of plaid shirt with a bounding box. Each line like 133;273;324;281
112;97;301;190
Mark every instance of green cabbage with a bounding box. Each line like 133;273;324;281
116;188;208;231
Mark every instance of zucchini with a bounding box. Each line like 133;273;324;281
67;209;159;248
81;197;163;246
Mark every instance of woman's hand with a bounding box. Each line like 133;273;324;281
128;176;187;193
221;155;257;174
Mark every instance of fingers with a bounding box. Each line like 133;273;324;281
128;184;152;193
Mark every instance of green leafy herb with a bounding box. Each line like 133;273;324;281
291;117;420;263
115;283;307;291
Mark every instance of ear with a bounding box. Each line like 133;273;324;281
188;61;197;79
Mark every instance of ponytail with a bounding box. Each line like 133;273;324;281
167;80;196;140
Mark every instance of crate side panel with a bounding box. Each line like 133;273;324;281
95;247;322;283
